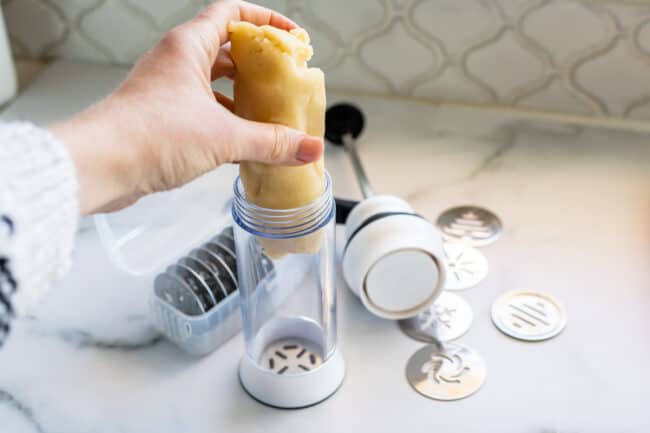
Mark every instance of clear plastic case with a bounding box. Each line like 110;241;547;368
94;165;247;355
233;172;338;373
233;172;344;408
94;166;238;276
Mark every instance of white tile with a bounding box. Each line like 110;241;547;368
54;30;111;64
309;0;384;43
5;0;650;123
359;19;438;92
50;0;99;21
516;76;593;115
252;0;288;15
494;0;532;19
391;0;411;9
521;1;610;65
636;18;650;55
80;0;161;64
575;37;650;116
605;1;650;30
413;64;493;104
465;28;545;103
286;7;340;70
4;0;66;56
324;53;390;94
119;0;198;30
411;0;500;53
626;98;650;121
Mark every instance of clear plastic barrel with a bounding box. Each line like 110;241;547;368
232;172;337;375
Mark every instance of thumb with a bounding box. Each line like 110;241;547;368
231;117;323;165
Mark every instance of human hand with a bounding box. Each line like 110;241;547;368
51;0;324;215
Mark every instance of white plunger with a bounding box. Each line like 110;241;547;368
326;104;447;320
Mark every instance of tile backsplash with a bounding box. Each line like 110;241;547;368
4;0;650;123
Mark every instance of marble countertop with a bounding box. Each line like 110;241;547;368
1;61;649;433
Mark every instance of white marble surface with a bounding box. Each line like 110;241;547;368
1;61;649;433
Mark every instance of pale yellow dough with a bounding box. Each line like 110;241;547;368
229;22;326;256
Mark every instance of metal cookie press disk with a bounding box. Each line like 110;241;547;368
262;339;324;375
436;206;502;247
167;263;216;311
178;256;227;303
205;238;237;276
443;242;488;291
491;290;567;341
150;225;279;356
406;342;486;401
155;226;241;314
154;272;205;316
399;292;473;343
326;103;447;320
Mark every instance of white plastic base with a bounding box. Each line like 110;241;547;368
239;349;345;409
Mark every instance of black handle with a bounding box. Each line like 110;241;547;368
325;103;365;146
335;197;359;225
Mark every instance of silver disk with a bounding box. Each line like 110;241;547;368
443;242;488;291
261;338;323;375
491;290;567;341
153;272;204;316
406;342;486;401
399;292;473;342
436;206;502;247
168;263;216;310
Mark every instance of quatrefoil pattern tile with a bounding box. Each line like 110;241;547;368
4;0;650;122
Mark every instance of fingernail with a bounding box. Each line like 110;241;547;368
296;136;323;162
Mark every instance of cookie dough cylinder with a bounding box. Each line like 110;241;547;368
229;22;326;257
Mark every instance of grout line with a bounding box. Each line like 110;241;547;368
328;86;650;133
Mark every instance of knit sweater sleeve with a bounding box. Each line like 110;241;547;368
0;122;79;347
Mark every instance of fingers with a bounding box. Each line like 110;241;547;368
237;1;297;31
211;42;235;80
230;117;323;165
187;0;297;62
213;90;235;112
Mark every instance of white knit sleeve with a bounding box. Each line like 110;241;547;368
0;122;79;346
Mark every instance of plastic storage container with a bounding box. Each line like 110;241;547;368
233;172;345;409
148;225;245;355
94;166;246;355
